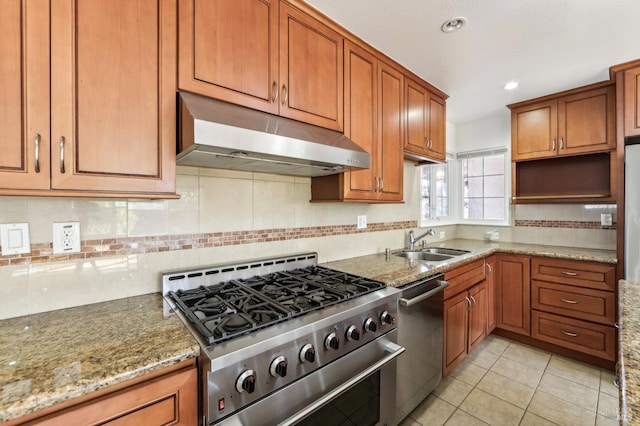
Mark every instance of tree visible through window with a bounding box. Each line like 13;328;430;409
462;154;505;220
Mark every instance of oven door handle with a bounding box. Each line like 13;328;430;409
399;280;449;307
276;340;405;426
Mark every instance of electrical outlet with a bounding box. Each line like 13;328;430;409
53;222;81;254
356;215;367;229
439;231;446;239
601;213;612;226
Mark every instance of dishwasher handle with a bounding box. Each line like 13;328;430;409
399;280;449;307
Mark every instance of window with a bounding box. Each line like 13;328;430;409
420;162;449;222
460;152;507;221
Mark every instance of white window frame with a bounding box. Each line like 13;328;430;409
419;154;458;227
457;148;510;226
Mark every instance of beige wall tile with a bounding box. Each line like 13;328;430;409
0;265;29;319
253;179;295;229
167;174;200;235
127;200;168;237
199;175;253;232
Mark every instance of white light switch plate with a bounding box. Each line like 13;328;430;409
0;223;31;255
601;213;612;226
356;215;367;229
53;222;81;254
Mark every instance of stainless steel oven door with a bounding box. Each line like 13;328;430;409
212;329;404;426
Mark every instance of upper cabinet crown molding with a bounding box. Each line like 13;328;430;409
0;0;178;198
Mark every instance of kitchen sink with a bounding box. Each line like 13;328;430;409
393;247;470;263
394;251;454;262
421;248;470;256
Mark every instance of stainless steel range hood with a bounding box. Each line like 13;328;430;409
177;92;370;177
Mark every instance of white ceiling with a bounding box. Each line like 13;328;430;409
305;0;640;125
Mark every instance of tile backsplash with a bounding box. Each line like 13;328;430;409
0;164;617;319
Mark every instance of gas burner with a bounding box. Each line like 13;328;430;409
333;283;358;293
194;298;234;316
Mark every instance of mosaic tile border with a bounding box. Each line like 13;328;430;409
0;220;418;267
515;219;616;230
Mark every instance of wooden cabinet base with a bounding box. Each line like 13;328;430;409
9;361;197;426
531;310;615;362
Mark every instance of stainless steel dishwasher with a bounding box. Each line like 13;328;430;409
395;273;448;424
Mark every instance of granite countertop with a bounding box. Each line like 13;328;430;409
0;293;200;423
324;238;617;287
618;279;639;425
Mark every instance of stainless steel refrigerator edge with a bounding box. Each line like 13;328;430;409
625;137;640;282
395;274;448;423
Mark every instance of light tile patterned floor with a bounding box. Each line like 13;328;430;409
398;334;619;426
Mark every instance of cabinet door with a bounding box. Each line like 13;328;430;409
495;254;531;335
443;291;469;376
405;78;429;156
624;67;640;137
178;0;279;115
0;0;50;190
377;60;404;202
485;256;497;333
342;41;378;200
279;2;343;131
427;93;447;162
468;282;488;352
511;100;558;161
50;0;176;194
558;85;615;155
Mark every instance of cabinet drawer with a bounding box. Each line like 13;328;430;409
531;310;615;361
531;280;615;325
531;257;615;291
444;259;486;299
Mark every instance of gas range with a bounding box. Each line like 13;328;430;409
162;253;402;425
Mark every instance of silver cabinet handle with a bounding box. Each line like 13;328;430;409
465;296;472;311
552;138;556;151
561;331;579;337
560;298;578;304
561;271;578;276
399;280;448;307
272;81;278;104
429;138;433;150
486;263;492;273
34;134;41;173
559;137;564;150
469;295;477;308
276;340;405;426
60;136;66;174
281;84;288;107
374;176;379;192
380;177;384;191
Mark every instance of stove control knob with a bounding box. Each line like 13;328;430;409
380;311;395;326
269;355;288;378
345;325;360;341
300;344;316;363
364;318;378;333
236;370;256;394
325;332;340;350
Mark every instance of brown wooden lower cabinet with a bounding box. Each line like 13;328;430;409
531;310;616;361
12;362;197;426
443;281;487;376
495;254;531;336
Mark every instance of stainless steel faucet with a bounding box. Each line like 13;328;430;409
407;229;435;250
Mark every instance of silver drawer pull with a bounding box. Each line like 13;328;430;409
560;271;578;276
560;298;578;304
60;136;66;174
34;134;41;173
561;331;579;337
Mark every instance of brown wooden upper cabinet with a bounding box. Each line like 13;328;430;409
623;66;640;137
178;0;344;132
405;78;447;162
310;44;404;203
0;0;177;197
509;84;615;161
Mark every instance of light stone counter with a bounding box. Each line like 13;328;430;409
0;293;200;423
324;238;617;287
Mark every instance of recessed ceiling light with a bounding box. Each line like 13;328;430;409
441;17;467;33
504;81;519;90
